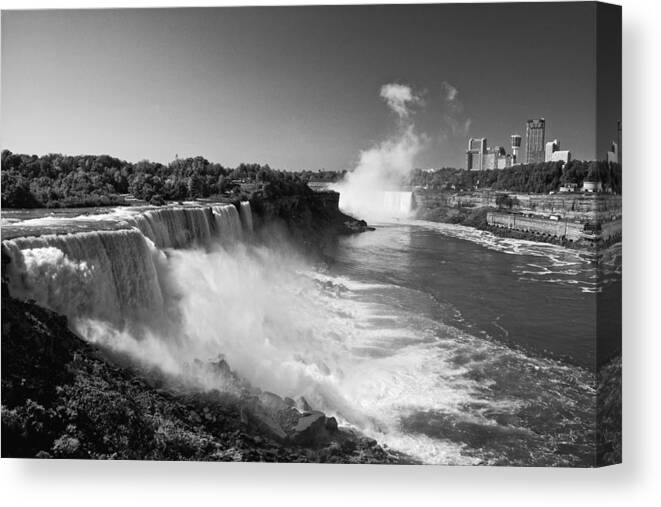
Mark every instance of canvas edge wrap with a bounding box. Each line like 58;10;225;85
595;1;622;467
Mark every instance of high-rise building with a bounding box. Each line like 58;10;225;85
466;138;487;171
525;118;546;164
466;138;513;170
510;135;522;164
545;139;560;162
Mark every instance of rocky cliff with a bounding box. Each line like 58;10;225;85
249;190;372;255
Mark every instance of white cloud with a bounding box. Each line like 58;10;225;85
441;81;458;102
380;83;421;119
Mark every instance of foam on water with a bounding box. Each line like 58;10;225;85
2;203;596;465
386;219;618;294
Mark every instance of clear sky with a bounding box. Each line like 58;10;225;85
1;4;619;171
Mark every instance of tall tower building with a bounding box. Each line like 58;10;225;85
607;142;619;164
466;138;487;171
510;135;522;164
525;118;546;164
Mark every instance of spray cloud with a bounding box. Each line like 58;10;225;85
334;83;427;221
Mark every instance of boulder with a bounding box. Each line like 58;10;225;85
258;391;290;414
240;399;287;442
251;409;287;442
283;397;296;407
291;410;328;446
325;416;338;432
294;395;312;412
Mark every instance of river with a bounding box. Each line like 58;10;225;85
1;204;621;466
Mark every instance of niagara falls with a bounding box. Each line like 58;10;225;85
1;4;622;472
1;189;620;465
0;78;622;465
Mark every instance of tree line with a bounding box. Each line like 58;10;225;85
1;150;311;208
410;160;622;194
1;150;621;209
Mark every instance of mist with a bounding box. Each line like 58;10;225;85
333;83;427;221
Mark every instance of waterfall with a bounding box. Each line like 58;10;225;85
3;229;166;328
1;200;270;399
239;201;254;233
383;191;415;215
337;189;415;221
2;202;254;328
122;206;214;249
212;204;243;242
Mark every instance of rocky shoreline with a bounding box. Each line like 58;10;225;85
416;205;620;252
1;292;414;463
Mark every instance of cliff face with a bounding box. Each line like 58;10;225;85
414;189;622;250
415;189;621;221
249;190;370;255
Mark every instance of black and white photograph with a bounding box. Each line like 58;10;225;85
1;2;622;468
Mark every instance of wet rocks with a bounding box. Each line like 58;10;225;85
240;399;287;442
2;293;413;463
292;411;328;446
294;395;312;412
325;416;338;433
259;391;291;414
242;392;333;447
344;219;375;233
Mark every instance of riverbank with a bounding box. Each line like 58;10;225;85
415;202;621;251
0;290;412;463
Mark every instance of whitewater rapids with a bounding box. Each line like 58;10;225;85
2;202;598;465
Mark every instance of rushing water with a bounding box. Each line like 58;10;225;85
337;189;416;221
315;221;621;465
1;204;620;466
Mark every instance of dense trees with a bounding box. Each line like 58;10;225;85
298;170;347;183
1;151;311;208
409;160;621;195
1;149;621;209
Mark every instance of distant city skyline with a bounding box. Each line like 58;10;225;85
2;4;620;171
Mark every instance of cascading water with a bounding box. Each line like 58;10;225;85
239;201;254;233
383;191;415;216
1;199;598;465
3;229;166;328
122;206;215;249
336;188;415;222
2;202;249;325
212;204;243;242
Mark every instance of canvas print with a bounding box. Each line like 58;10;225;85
0;3;621;466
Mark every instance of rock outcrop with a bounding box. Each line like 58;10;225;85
249;191;372;256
